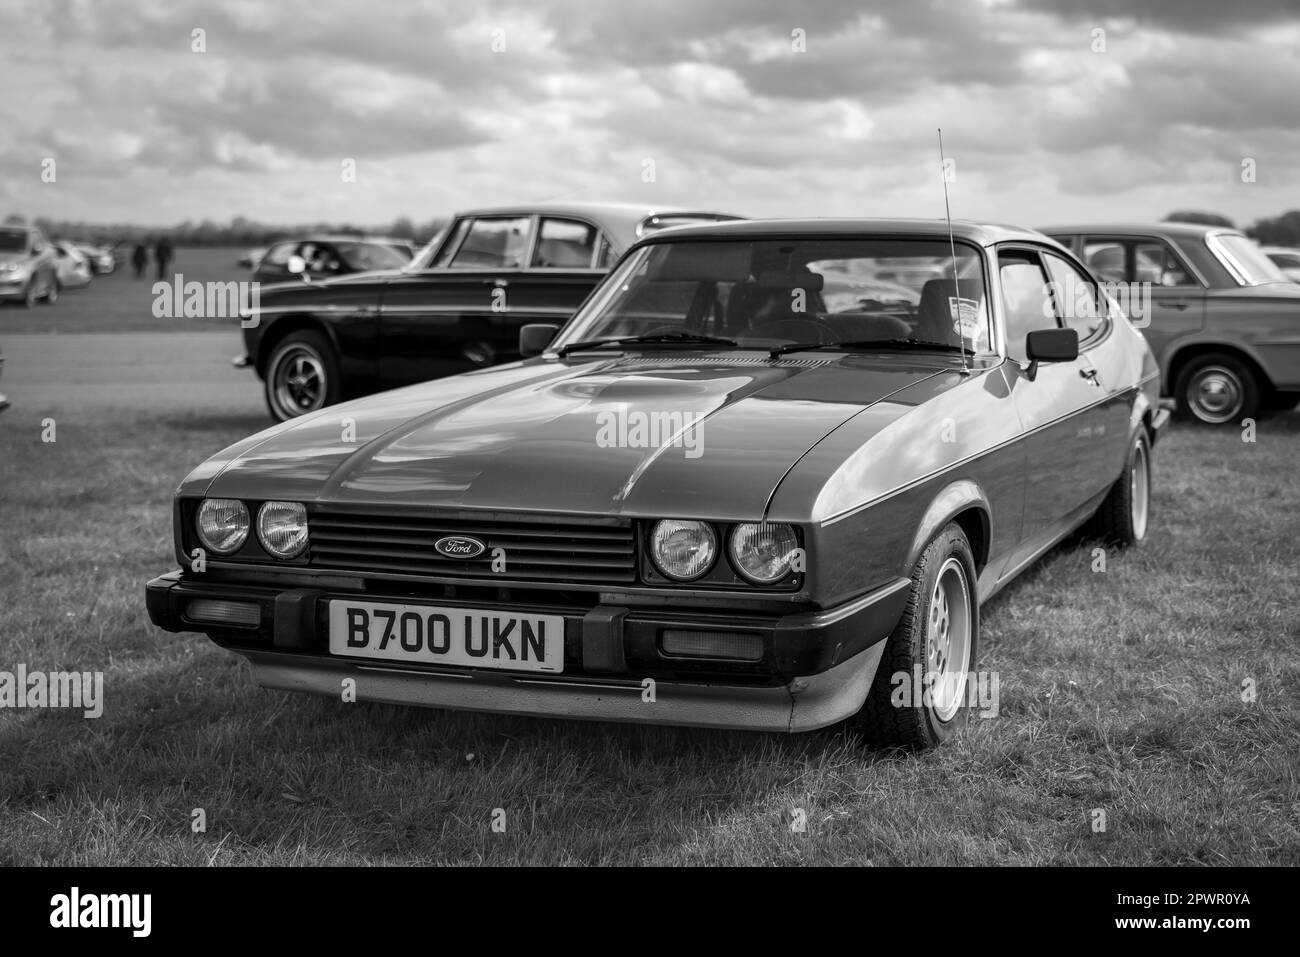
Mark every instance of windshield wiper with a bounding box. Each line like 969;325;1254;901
767;338;970;359
555;332;737;357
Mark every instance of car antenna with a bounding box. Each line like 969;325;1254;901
938;128;971;377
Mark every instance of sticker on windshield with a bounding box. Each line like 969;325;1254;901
949;297;984;343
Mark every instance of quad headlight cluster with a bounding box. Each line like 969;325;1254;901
648;519;801;586
195;498;308;559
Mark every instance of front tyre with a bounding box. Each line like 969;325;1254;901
264;330;340;421
1091;428;1151;547
854;523;978;750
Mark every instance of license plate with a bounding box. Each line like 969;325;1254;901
327;600;565;673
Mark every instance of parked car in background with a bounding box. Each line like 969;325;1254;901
238;203;741;420
0;225;59;307
251;236;410;285
73;242;116;275
1043;223;1300;422
374;237;419;260
149;218;1168;749
52;241;94;288
1260;245;1300;283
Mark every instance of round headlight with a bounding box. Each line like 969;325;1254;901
649;520;717;582
730;522;800;584
196;498;250;555
257;501;309;559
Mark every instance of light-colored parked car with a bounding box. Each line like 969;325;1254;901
1044;223;1300;422
0;225;60;307
1260;245;1300;283
73;242;116;274
53;241;94;288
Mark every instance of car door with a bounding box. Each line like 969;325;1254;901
997;246;1113;569
1080;235;1206;364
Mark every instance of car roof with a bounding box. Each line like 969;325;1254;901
627;217;1055;248
450;201;741;249
1039;221;1242;238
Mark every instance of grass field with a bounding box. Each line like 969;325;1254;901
0;404;1297;865
0;247;249;335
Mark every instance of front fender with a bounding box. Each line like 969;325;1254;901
905;478;990;573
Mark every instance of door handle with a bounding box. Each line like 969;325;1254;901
1160;301;1189;310
1080;367;1100;385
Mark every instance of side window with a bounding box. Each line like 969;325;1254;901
263;242;295;266
448;217;530;269
595;235;616;269
1043;252;1103;341
1133;241;1194;286
998;250;1057;361
531;218;598;268
1083;241;1127;283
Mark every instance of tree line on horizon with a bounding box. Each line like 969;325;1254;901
0;213;449;248
6;209;1300;249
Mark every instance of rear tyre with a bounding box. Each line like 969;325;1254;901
1091;428;1151;547
264;330;341;421
854;523;978;750
1174;354;1259;425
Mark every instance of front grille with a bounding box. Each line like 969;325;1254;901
309;509;638;584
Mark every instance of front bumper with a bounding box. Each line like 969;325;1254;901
145;571;910;732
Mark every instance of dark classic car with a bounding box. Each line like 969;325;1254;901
238;203;740;420
149;218;1167;749
250;235;413;285
1043;223;1300;422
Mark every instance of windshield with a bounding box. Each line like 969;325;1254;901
1209;233;1288;285
0;229;29;253
552;238;991;353
331;241;408;272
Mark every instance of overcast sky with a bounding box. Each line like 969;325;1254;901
2;0;1298;229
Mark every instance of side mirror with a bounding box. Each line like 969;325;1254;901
1024;327;1079;381
286;255;309;280
519;323;560;358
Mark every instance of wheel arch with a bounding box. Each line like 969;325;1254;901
255;314;339;377
1164;341;1274;396
906;479;991;576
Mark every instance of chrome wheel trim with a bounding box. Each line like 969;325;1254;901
925;556;973;723
1188;365;1243;424
1130;437;1150;541
272;347;327;416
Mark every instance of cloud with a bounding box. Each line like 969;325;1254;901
0;0;1296;227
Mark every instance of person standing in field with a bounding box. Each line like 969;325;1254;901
131;242;148;278
154;236;174;280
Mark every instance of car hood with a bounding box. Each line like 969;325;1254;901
191;354;947;519
0;251;31;266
